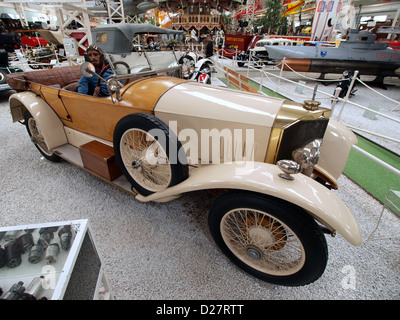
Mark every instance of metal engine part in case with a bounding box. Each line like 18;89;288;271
38;229;54;247
4;240;22;268
0;246;6;268
1;281;25;300
3;230;19;242
58;225;73;251
18;233;34;254
20;277;47;300
28;243;45;264
44;243;60;264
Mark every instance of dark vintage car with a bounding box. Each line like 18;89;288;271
0;51;23;89
6;23;361;287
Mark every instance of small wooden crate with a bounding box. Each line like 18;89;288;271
79;140;122;181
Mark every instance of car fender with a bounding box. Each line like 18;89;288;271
136;162;362;246
186;52;197;62
130;65;151;74
194;57;213;71
9;91;67;150
318;118;358;180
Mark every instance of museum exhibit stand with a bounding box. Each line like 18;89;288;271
0;219;111;300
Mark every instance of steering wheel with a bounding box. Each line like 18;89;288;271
94;61;131;97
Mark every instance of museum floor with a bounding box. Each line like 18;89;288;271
0;64;399;300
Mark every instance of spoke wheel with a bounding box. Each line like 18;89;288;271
113;113;188;196
221;208;305;276
24;111;61;162
209;192;328;286
120;128;172;193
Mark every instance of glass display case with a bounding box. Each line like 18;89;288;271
0;219;111;300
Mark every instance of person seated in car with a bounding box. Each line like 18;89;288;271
78;45;113;97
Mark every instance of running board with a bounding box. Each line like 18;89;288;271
53;144;137;197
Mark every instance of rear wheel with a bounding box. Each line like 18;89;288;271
24;111;61;162
208;192;328;286
0;69;7;84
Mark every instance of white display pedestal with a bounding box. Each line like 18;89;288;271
0;219;111;300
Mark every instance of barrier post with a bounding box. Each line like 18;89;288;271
275;57;285;93
337;70;359;121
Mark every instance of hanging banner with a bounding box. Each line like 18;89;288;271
311;0;344;41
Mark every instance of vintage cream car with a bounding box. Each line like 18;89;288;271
7;23;361;287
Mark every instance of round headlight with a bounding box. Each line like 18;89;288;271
292;139;323;176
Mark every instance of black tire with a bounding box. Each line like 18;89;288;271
0;69;7;84
208;191;328;286
113;113;188;196
24;111;61;162
199;63;212;84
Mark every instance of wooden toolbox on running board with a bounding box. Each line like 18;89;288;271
79;140;122;181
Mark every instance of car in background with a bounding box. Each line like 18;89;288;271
0;51;22;90
20;35;48;47
90;23;214;83
237;38;296;67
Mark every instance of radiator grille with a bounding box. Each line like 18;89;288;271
275;119;329;163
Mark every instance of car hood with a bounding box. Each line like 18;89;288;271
154;81;284;128
153;81;285;164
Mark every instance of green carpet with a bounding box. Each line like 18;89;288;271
344;134;400;205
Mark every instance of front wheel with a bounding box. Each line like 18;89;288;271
113;113;188;196
208;192;328;286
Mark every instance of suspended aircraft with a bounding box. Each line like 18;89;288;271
281;0;314;18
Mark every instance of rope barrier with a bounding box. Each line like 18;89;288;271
355;77;400;112
279;60;400;114
281;60;339;82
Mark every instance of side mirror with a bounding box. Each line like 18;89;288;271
80;62;96;77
